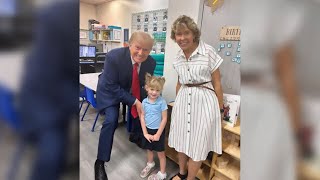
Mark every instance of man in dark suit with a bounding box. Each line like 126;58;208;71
95;31;156;180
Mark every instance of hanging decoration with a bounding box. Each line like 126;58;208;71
205;0;224;13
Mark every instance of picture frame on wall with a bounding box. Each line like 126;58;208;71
163;23;167;32
162;27;166;32
144;25;148;32
137;15;140;22
163;11;167;20
80;31;87;39
145;14;149;23
153;23;157;31
153;12;158;22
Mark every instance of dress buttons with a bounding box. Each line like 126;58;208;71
188;121;190;123
187;69;190;71
189;93;191;95
188;103;190;105
188;130;190;133
188;112;190;114
189;79;191;81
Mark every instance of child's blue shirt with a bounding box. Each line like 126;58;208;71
142;96;168;129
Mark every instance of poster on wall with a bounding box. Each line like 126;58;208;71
163;11;168;20
220;26;241;41
137;15;140;22
132;9;168;54
144;14;149;23
153;12;158;22
132;9;167;35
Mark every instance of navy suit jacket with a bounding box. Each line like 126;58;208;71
96;47;156;111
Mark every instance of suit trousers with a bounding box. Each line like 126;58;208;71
128;114;143;148
97;105;120;162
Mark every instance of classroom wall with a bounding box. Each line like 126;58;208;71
200;0;241;95
162;0;241;102
96;0;168;34
162;0;204;102
80;2;97;30
96;0;133;30
139;0;169;12
87;0;168;50
80;2;97;45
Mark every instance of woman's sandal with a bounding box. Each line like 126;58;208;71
169;172;188;180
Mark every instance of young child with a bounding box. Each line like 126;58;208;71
140;73;168;180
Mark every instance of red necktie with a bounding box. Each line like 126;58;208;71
131;63;140;118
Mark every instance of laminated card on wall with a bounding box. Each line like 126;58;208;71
222;93;240;127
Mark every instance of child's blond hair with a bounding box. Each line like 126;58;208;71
145;73;165;91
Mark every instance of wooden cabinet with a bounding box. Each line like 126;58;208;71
165;103;240;180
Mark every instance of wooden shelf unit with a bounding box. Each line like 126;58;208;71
165;103;241;180
212;159;240;180
165;138;179;163
222;142;240;160
223;120;240;136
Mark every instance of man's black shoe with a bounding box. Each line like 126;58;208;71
94;159;108;180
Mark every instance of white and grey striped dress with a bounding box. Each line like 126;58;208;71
168;41;223;161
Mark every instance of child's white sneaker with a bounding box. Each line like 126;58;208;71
148;171;167;180
140;162;155;178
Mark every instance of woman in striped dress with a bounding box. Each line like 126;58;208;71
168;15;224;180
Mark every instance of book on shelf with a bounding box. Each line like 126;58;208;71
222;93;240;127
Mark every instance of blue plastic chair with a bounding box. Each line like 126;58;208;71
0;85;20;131
0;85;23;180
79;88;86;112
80;87;101;132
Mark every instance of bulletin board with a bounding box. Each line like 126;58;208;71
132;9;168;75
132;9;168;54
217;26;241;64
216;26;241;92
131;9;168;35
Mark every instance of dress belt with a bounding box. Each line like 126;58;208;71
184;81;215;93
